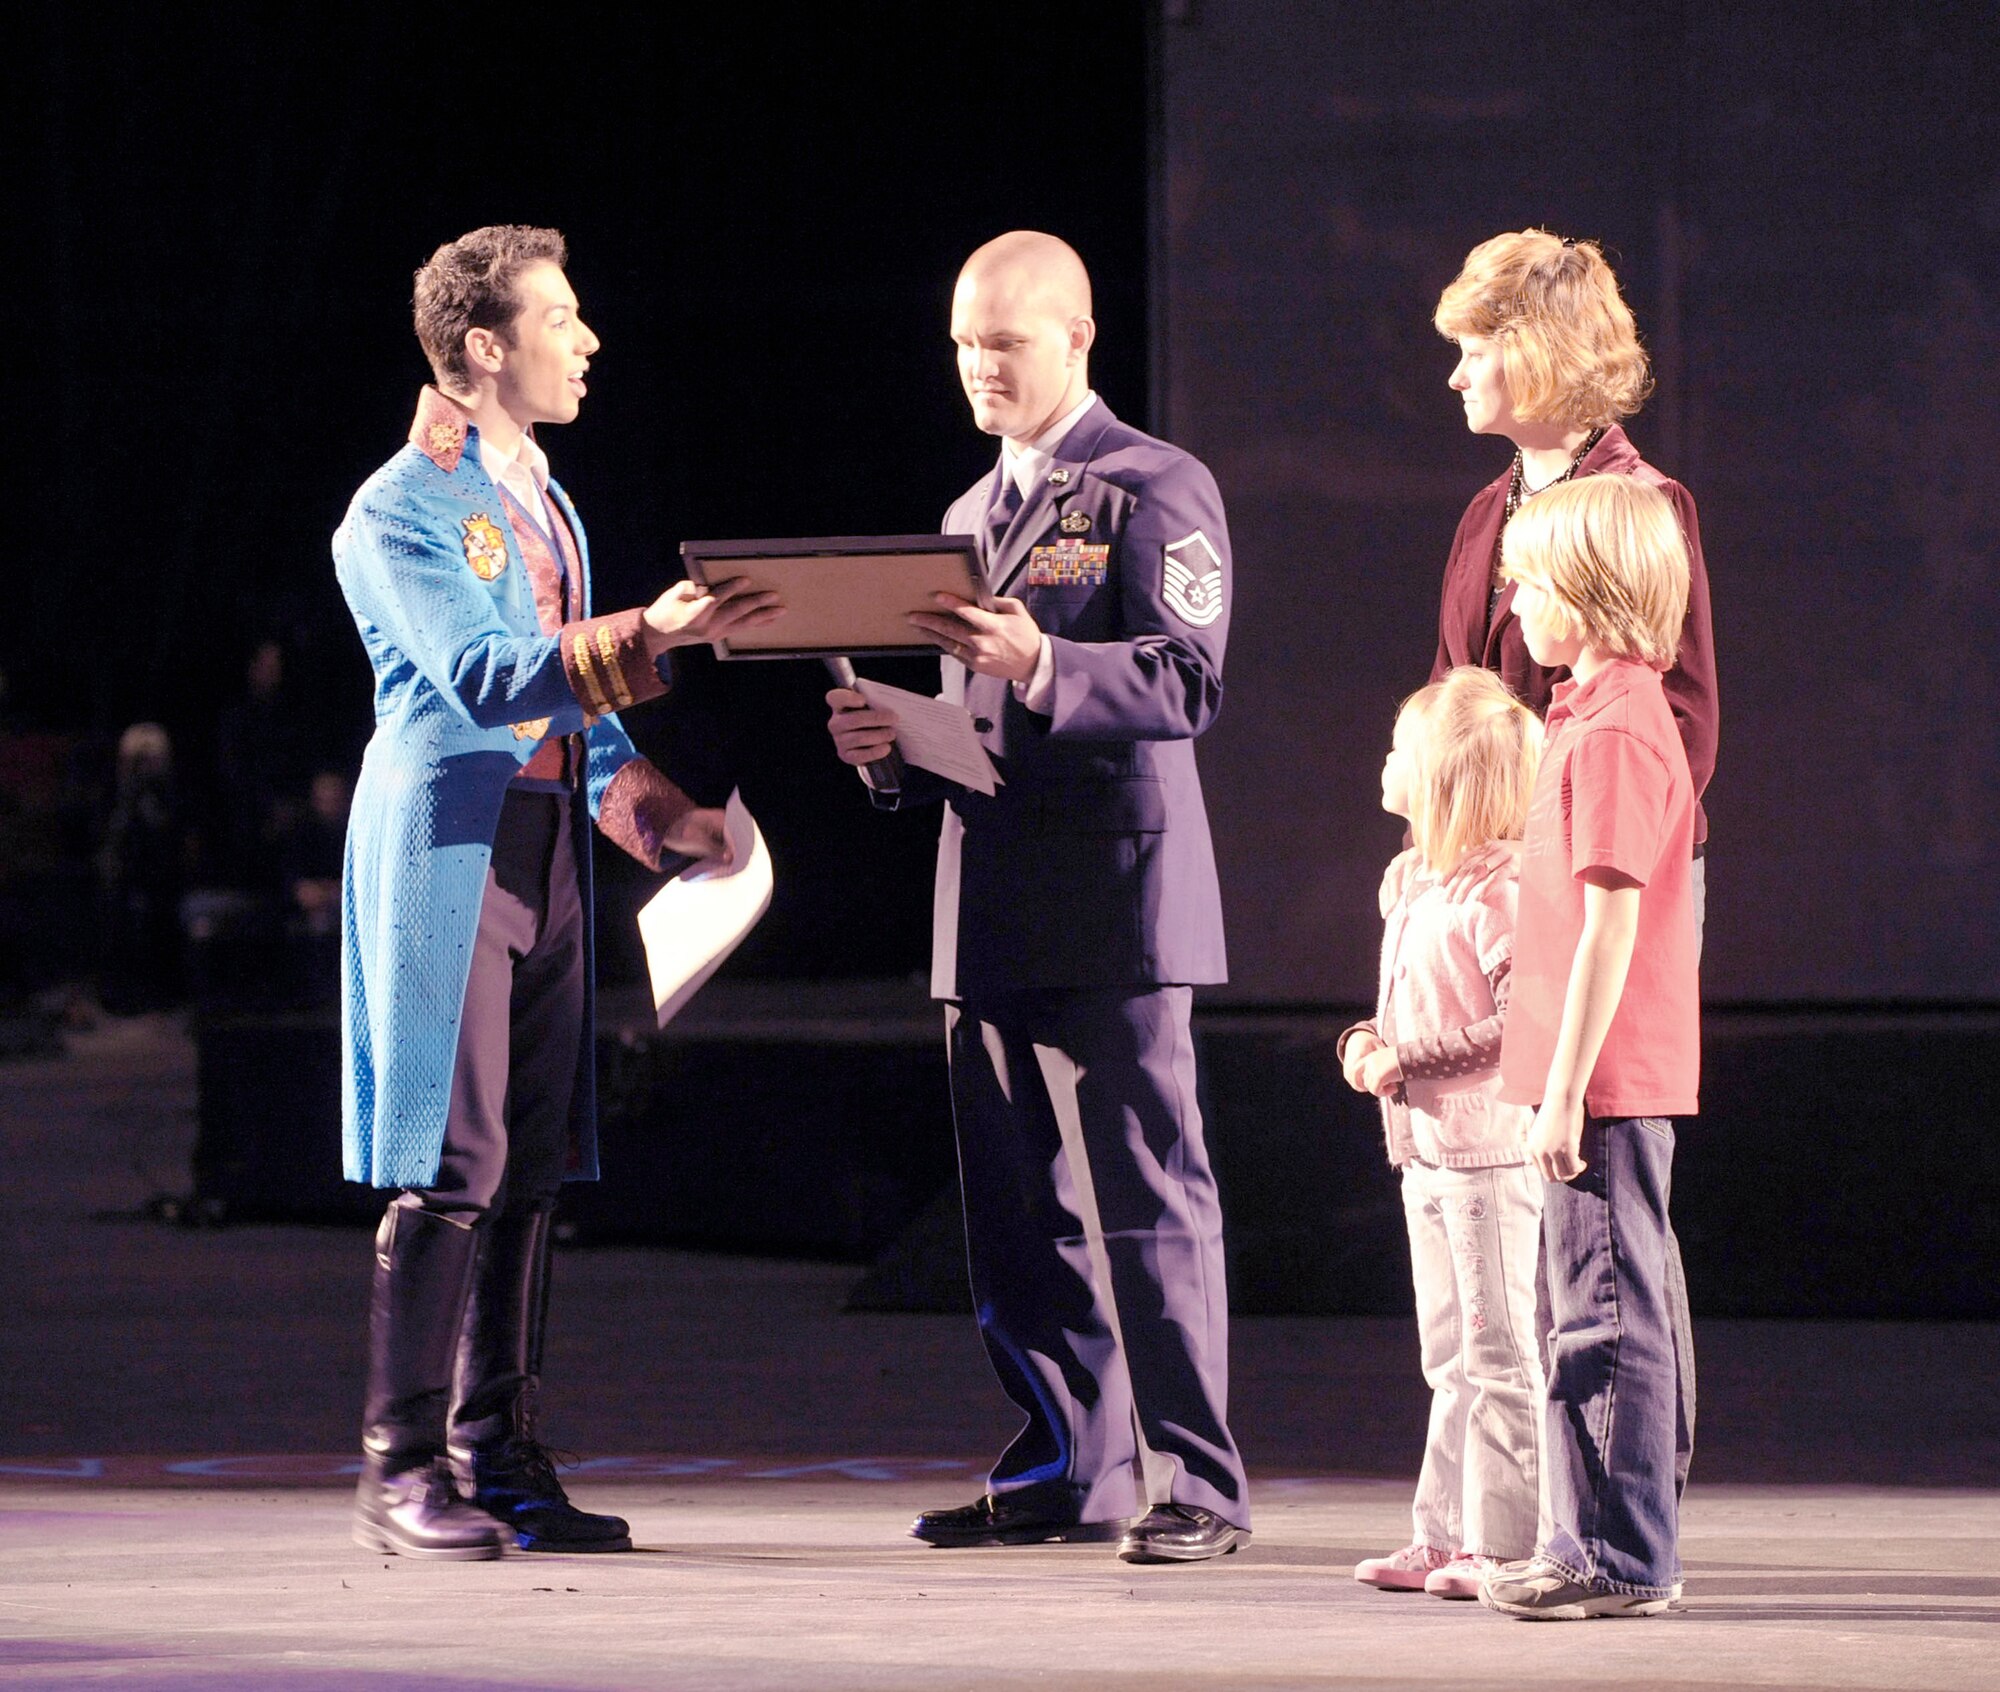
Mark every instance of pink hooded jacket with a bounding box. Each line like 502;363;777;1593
1344;843;1532;1170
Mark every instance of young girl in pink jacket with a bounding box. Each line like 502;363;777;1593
1339;666;1545;1600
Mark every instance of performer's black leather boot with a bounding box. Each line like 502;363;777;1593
450;1207;632;1552
353;1203;508;1560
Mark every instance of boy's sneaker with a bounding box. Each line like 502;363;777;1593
1485;1556;1686;1604
1424;1552;1503;1599
1478;1555;1673;1620
1354;1543;1454;1590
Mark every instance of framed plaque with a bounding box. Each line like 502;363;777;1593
679;534;988;659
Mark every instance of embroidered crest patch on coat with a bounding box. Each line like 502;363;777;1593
461;514;510;581
1162;531;1224;627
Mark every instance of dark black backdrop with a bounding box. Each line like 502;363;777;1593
14;4;1151;984
20;5;2000;1005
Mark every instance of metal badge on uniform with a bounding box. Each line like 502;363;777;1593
461;514;510;581
1059;511;1091;535
1027;537;1110;587
1048;468;1072;486
1162;530;1224;627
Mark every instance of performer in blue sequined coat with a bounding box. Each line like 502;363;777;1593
334;226;777;1560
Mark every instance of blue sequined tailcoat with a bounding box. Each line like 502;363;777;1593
333;394;663;1189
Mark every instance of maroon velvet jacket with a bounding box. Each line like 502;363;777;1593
1430;425;1718;845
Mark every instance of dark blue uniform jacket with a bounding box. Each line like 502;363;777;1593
885;399;1231;999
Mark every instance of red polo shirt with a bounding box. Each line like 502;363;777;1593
1500;659;1701;1117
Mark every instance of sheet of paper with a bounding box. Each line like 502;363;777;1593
637;790;773;1028
854;679;1003;796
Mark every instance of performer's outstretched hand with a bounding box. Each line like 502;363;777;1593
644;576;784;654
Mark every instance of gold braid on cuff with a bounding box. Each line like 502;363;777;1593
570;630;615;716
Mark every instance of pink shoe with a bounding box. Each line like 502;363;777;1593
1424;1552;1504;1599
1354;1543;1455;1590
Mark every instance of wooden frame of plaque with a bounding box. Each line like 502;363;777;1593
679;534;990;659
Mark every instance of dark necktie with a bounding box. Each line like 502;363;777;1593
986;474;1023;560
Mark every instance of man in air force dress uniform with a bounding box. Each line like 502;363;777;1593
826;232;1248;1563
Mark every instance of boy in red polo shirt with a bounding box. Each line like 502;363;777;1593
1477;474;1699;1621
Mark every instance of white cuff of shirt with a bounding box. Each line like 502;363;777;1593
1012;636;1056;715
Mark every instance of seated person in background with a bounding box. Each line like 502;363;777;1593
279;769;352;936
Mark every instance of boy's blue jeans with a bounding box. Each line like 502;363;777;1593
1540;1116;1690;1597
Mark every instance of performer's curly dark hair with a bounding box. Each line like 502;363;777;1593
413;225;568;392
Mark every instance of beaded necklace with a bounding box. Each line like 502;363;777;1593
1490;426;1607;613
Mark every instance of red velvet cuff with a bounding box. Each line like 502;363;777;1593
561;610;665;718
598;758;696;870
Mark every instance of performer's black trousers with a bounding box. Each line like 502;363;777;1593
400;789;584;1225
946;986;1249;1528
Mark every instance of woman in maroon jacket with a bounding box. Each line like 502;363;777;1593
1429;228;1709;1544
1431;230;1718;889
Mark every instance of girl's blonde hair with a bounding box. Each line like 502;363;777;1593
1499;474;1690;670
1433;230;1652;429
1399;668;1544;876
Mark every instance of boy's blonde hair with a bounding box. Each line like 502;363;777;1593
1499;475;1690;670
1398;668;1544;877
1433;230;1651;429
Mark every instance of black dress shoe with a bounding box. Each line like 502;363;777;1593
911;1495;1132;1547
469;1441;632;1552
1117;1503;1249;1564
353;1458;508;1560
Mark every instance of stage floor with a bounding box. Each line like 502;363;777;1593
5;1016;1999;1688
3;1476;1997;1690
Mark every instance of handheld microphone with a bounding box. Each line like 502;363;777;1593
823;656;905;792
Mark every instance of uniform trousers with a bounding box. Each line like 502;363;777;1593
946;985;1249;1528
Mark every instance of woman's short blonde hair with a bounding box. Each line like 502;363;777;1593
1434;230;1652;428
1499;475;1690;670
1398;667;1544;877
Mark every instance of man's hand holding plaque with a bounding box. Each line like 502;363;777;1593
906;591;1041;683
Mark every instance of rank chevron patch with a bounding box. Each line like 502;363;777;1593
1162;531;1225;627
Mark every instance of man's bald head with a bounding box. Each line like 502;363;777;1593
950;232;1097;445
955;231;1094;322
